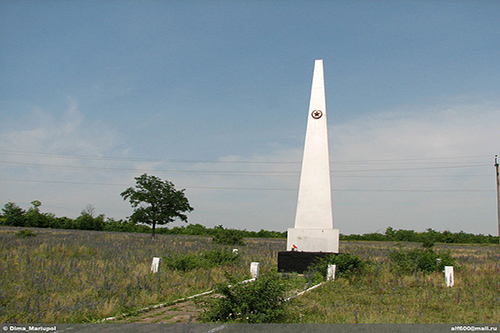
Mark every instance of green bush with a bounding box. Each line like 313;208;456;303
164;247;241;271
212;229;245;246
198;272;288;323
201;247;241;266
421;236;435;249
388;247;455;274
164;253;203;271
16;229;37;238
306;253;370;280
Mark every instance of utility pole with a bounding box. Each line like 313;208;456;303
496;155;500;245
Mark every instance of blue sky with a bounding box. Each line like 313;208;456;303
1;0;499;235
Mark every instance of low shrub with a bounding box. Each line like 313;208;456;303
163;253;203;271
164;247;240;271
306;253;370;280
421;236;435;249
212;229;245;246
388;247;455;274
201;247;241;266
198;272;288;323
16;229;37;238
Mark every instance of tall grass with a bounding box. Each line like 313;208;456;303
286;242;500;323
2;226;498;324
0;227;283;323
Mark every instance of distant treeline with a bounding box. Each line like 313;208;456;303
340;226;499;245
0;201;150;233
155;223;286;239
0;201;285;239
1;201;498;244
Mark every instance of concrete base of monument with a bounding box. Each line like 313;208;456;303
277;251;339;274
286;228;339;253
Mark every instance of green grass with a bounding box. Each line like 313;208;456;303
0;227;281;323
285;242;500;323
1;226;498;324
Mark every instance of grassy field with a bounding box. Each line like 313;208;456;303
1;226;499;323
0;227;282;323
287;242;500;323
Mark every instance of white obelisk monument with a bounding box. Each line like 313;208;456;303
286;59;339;253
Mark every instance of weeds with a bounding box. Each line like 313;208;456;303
288;243;499;323
16;229;37;238
388;246;455;274
0;227;269;323
212;229;245;246
163;253;203;272
1;226;498;324
163;247;241;271
201;247;241;266
198;272;288;323
306;253;370;280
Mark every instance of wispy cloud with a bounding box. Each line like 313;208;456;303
1;98;117;157
329;98;499;234
0;99;130;216
1;97;498;235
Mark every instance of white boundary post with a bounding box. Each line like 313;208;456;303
444;266;454;287
250;262;260;279
151;257;161;273
327;264;336;281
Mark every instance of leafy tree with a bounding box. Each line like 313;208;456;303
52;216;77;229
76;211;105;231
104;217;139;232
120;173;193;239
26;200;51;228
385;226;396;240
185;223;208;235
74;205;105;231
394;229;417;242
1;202;27;226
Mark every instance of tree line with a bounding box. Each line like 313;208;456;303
340;226;498;245
1;200;497;244
0;201;148;233
0;201;286;238
0;174;285;239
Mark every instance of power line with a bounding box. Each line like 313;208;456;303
331;164;490;172
335;175;491;178
0;161;489;178
0;178;495;192
0;160;490;175
0;149;492;165
0;161;298;175
0;149;299;165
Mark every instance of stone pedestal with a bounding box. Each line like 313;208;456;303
286;228;339;253
277;251;338;274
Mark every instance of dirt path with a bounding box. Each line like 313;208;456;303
113;298;206;324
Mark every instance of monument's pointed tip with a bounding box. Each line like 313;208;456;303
311;59;325;91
